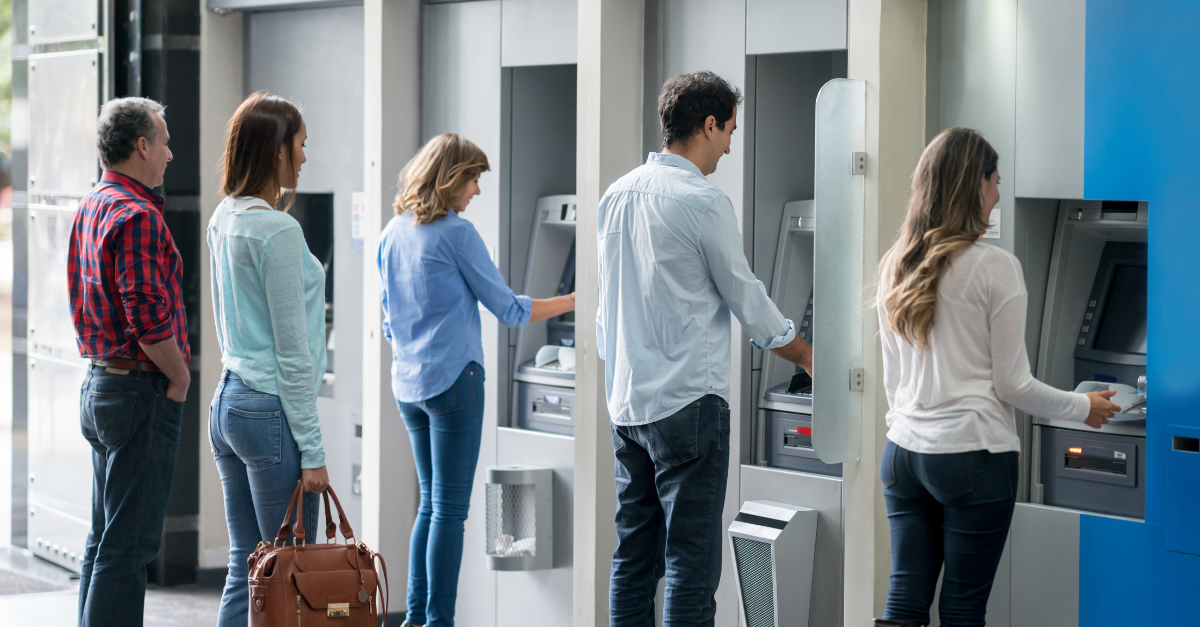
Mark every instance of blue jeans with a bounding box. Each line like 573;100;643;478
609;395;731;627
78;364;183;627
209;370;317;627
398;361;485;627
880;441;1019;627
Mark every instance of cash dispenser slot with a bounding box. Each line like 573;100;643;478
1041;427;1143;518
1064;445;1128;475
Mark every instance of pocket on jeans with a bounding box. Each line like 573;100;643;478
917;451;975;500
423;381;458;414
87;380;150;448
226;406;283;469
611;425;626;453
880;441;898;489
646;404;700;467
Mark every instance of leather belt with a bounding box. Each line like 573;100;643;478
92;357;163;374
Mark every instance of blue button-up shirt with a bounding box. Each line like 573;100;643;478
597;153;796;425
378;210;532;403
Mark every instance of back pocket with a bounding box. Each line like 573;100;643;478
226;406;283;469
646;402;700;467
916;451;975;501
88;390;145;447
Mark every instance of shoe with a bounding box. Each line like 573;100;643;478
873;620;924;627
400;621;424;627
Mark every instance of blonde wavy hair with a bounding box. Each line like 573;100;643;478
878;127;998;350
394;133;490;224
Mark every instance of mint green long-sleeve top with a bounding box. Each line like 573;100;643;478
207;196;327;468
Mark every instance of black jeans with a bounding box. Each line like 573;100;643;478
78;364;183;626
609;395;730;627
880;441;1019;627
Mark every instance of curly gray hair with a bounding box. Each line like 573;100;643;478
96;97;166;169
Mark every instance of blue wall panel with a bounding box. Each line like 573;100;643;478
1078;517;1197;624
1082;0;1200;623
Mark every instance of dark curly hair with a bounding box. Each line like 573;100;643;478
657;71;743;149
96;97;166;169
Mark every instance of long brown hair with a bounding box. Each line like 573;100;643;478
878;127;998;350
221;92;304;211
394;133;490;224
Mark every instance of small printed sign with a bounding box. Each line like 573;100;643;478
981;207;1002;240
351;191;365;252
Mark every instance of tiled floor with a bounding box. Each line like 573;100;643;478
0;547;222;626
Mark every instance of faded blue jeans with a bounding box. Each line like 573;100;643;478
609;394;731;627
78;364;183;627
881;441;1019;627
398;361;485;627
209;370;317;627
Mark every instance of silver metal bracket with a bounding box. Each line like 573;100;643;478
852;152;867;175
849;367;865;391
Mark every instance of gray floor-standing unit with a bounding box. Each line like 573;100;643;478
729;500;818;627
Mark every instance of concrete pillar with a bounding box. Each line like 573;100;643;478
843;1;928;624
574;1;644;625
361;0;421;587
197;6;242;578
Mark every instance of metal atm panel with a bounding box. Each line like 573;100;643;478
1039;427;1144;519
512;195;577;435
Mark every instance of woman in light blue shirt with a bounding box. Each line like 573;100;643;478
207;92;328;626
379;134;574;627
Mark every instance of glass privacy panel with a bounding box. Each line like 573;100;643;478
27;355;91;572
812;78;865;463
29;51;100;197
28;0;99;44
28;205;81;357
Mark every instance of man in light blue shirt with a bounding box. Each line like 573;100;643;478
598;71;813;627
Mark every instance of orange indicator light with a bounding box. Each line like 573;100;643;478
1068;447;1082;454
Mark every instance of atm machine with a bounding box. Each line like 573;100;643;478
757;201;841;479
1030;200;1149;519
510;195;577;436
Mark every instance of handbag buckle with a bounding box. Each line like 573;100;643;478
327;603;350;618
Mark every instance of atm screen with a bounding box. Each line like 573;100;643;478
1093;264;1148;354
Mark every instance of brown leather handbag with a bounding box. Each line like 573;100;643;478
247;482;389;626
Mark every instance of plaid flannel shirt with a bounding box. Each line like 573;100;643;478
68;171;190;363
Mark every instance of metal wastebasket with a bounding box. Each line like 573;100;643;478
484;465;553;571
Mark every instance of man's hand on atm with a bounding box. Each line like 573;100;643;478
1083;389;1121;429
772;335;814;377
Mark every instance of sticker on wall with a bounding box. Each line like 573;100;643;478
981;207;1002;239
351;191;365;252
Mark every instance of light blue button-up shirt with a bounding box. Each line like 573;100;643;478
378;210;532;404
596;153;796;426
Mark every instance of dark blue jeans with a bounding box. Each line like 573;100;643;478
880;441;1019;627
78;364;183;627
209;370;318;627
609;395;730;627
397;361;485;627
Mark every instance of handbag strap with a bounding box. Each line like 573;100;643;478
325;486;357;541
274;481;307;545
321;492;337;542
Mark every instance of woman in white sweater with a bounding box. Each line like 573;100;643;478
872;127;1120;627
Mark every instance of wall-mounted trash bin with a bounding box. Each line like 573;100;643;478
485;465;553;571
728;500;818;627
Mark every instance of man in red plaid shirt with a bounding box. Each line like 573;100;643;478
68;97;190;627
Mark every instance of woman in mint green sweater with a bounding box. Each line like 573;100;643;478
206;92;328;626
